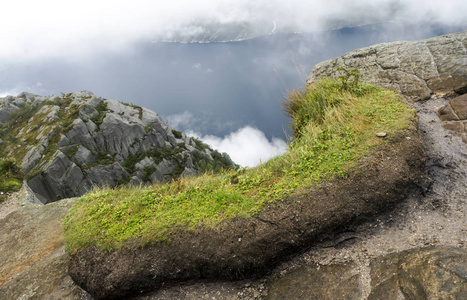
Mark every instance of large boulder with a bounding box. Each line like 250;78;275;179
308;31;467;100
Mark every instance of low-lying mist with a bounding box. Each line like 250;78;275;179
1;22;465;166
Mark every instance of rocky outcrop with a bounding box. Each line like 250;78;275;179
308;31;467;100
0;91;236;204
68;125;426;299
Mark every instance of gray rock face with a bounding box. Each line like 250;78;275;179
308;31;467;100
0;91;236;204
368;247;467;299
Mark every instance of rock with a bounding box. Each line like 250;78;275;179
308;31;467;100
435;93;467;142
26;151;88;204
442;121;465;133
376;132;387;137
267;262;362;300
21;145;45;173
451;94;467;120
71;145;96;166
78;103;99;121
266;247;467;300
96;113;145;159
436;104;460;121
85;163;129;187
368;247;467;299
66;118;98;152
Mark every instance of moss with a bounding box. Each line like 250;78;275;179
0;158;23;194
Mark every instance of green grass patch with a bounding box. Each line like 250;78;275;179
63;78;416;254
91;101;108;126
0;158;23;202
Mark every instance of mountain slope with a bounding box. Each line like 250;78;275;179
0;91;236;203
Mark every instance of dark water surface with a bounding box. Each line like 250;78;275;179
1;22;466;140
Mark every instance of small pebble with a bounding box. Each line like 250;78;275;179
376;132;387;137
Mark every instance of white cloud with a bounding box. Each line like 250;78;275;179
1;0;466;61
188;126;287;167
0;88;21;98
165;111;195;129
0;82;46;97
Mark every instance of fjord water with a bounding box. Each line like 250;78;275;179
1;22;465;141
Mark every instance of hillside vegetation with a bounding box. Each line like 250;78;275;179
64;77;416;254
0;91;236;203
0;158;22;202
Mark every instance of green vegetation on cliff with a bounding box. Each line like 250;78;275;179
63;78;416;253
0;158;22;202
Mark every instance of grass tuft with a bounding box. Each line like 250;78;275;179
63;78;416;254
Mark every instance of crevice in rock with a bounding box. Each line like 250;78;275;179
425;41;440;77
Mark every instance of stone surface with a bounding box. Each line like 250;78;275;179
451;94;467;119
0;192;87;299
435;93;467;142
308;31;467;100
267;262;361;300
267;247;467;300
368;247;467;299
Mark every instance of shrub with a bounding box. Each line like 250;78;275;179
92;101;108;126
0;158;22;195
172;129;183;139
142;165;157;182
0;158;19;175
337;67;361;92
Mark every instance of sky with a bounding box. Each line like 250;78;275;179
1;0;466;61
1;1;466;166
